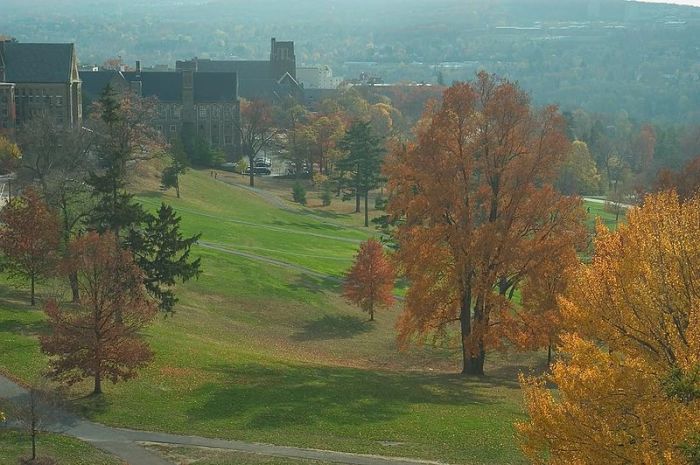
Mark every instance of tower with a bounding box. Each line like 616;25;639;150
270;38;296;80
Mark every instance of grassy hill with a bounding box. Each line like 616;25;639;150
0;169;618;465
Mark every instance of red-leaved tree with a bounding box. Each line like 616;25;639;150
40;232;157;395
0;188;61;305
343;239;395;321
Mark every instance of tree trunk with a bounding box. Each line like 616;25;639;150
355;165;361;213
459;288;473;375
547;344;553;367
464;350;486;376
364;191;369;227
175;180;180;199
93;372;102;395
462;294;486;376
30;275;35;306
70;272;80;302
31;428;36;460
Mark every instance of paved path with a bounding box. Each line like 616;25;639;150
583;196;633;208
1;375;431;465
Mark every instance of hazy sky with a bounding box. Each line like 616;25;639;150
634;0;700;6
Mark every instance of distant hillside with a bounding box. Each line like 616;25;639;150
2;0;699;122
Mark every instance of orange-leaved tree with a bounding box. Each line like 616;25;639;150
0;188;61;305
385;73;586;375
518;191;700;465
500;247;580;366
343;238;395;321
40;232;157;395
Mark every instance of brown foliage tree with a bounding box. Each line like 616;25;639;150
235;99;278;187
40;232;157;395
343;239;395;321
0;188;61;305
654;154;700;201
385;73;586;375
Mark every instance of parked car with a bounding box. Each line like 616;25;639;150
254;156;272;167
243;166;272;176
220;162;236;172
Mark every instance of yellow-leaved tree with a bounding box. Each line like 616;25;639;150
518;190;700;465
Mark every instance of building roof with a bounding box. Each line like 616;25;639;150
79;69;238;104
123;71;183;101
1;42;76;83
189;60;272;82
79;70;127;100
193;72;237;102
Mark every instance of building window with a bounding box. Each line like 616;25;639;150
199;106;207;118
173;107;181;119
224;134;232;144
56;96;63;106
212;106;220;119
170;125;177;133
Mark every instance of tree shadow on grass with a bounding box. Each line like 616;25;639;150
291;314;372;342
0;319;47;337
286;275;340;295
186;362;513;430
270;219;349;233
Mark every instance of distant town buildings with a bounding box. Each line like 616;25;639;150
296;66;343;90
0;39;82;135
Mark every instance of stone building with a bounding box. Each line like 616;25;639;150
81;65;241;157
0;40;82;135
176;38;302;102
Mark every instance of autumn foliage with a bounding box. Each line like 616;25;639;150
385;73;586;375
518;191;700;465
0;188;61;305
343;239;395;321
40;232;157;395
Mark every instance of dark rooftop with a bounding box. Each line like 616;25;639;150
1;42;76;84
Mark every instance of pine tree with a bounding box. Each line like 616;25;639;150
126;204;201;314
161;138;190;198
335;121;385;227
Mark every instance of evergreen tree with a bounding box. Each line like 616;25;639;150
126;204;202;314
88;86;202;315
161;138;190;198
335;121;385;227
87;84;146;237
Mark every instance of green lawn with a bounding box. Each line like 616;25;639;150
136;171;371;277
147;445;338;465
0;169;566;465
0;430;122;465
583;200;625;231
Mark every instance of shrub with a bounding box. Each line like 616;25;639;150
292;182;307;205
321;185;332;206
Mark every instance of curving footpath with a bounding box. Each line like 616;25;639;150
0;374;442;465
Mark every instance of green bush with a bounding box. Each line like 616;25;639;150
292;182;307;205
321;185;332;206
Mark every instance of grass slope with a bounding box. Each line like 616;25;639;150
0;169;594;465
0;430;122;465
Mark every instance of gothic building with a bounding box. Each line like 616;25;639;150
176;38;302;102
0;40;82;135
80;65;241;157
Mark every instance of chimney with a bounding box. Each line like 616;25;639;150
135;60;141;72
